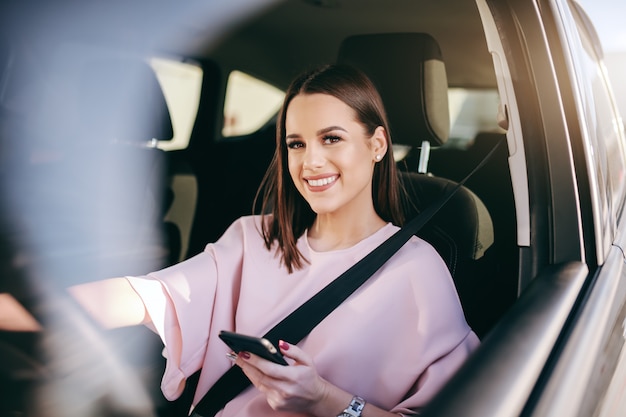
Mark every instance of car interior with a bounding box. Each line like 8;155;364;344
0;0;526;415
167;0;519;337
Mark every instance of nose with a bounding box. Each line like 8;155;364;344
302;142;325;169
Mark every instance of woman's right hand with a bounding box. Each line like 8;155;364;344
1;277;147;332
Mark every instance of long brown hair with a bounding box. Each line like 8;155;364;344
255;64;405;273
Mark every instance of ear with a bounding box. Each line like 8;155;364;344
371;126;388;160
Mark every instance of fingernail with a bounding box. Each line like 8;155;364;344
240;351;251;360
226;352;237;361
279;340;289;350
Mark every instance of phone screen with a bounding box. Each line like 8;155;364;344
218;330;288;365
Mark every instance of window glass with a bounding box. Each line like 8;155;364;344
567;2;626;254
150;57;203;151
395;88;501;160
222;70;284;137
448;88;502;147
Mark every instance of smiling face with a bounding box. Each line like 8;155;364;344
285;93;387;218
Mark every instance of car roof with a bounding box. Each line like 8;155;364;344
1;0;495;91
200;0;497;89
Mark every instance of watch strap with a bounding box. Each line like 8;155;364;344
338;396;366;417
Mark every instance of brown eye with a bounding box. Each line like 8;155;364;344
322;135;341;144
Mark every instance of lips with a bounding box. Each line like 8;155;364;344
305;174;338;190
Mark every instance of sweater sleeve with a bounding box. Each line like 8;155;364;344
125;217;249;400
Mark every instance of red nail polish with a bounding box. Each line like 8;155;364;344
241;351;251;360
279;340;289;350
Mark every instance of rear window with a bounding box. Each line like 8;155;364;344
151;57;203;151
448;88;502;147
394;87;501;159
222;70;284;138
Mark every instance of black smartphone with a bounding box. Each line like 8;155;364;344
218;330;288;366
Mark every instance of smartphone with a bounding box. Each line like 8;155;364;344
218;330;288;366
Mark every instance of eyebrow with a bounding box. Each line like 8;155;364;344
285;126;348;140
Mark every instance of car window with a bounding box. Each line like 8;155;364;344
151;57;203;151
448;88;502;147
393;87;502;161
564;2;626;257
222;70;284;138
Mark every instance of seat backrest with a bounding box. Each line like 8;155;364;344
428;132;519;335
399;172;493;270
338;33;499;336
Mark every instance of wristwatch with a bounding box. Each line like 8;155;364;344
337;396;366;417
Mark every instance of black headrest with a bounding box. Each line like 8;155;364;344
78;58;173;143
338;33;449;147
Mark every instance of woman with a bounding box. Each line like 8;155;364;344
30;64;479;416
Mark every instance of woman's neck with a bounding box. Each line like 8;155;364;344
307;209;387;252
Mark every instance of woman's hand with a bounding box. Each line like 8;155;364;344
234;340;330;413
235;341;403;416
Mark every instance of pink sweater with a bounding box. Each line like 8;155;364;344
127;215;479;415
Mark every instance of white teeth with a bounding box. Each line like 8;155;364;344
307;176;337;187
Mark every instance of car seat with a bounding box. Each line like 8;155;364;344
338;33;499;337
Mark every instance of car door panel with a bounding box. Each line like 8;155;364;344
525;242;626;416
421;262;588;416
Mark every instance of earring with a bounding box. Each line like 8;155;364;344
375;154;382;161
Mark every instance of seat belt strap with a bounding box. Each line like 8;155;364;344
190;138;504;417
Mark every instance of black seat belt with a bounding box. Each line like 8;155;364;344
190;138;504;417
